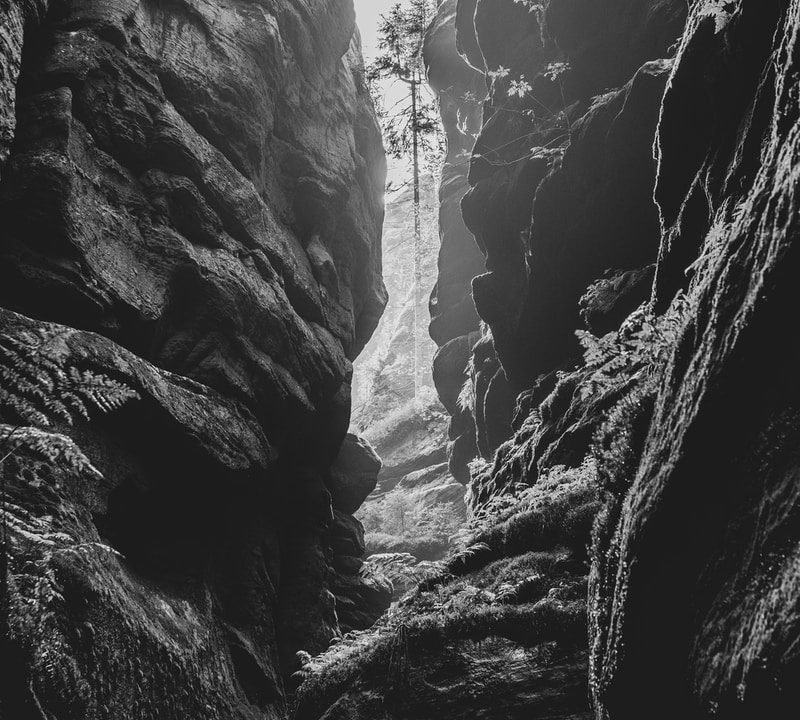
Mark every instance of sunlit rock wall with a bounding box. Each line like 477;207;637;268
429;1;800;719
351;176;464;563
424;0;487;483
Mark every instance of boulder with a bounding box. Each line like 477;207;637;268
327;434;381;515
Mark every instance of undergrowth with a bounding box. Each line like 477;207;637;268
297;458;598;717
293;595;586;719
296;293;692;717
581;292;690;493
0;322;139;715
359;496;461;555
463;458;598;545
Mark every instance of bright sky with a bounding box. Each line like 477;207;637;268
354;0;394;63
354;0;439;189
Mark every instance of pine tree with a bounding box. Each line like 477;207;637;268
368;0;442;397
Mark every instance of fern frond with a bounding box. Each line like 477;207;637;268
0;325;139;428
0;424;103;481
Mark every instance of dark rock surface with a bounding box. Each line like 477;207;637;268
424;0;485;350
461;0;685;391
424;1;800;719
7;1;800;719
0;1;386;717
426;0;686;486
327;434;381;516
591;3;800;718
424;0;486;483
326;440;392;634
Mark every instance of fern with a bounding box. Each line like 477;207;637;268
361;553;445;588
0;325;137;542
457;375;476;414
0;425;102;486
576;293;690;402
0;322;139;683
463;460;598;545
581;292;691;493
0;326;139;428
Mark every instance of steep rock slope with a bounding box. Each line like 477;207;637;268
295;461;598;720
0;1;387;718
425;2;800;720
293;0;704;718
423;0;486;483
591;2;800;718
432;0;686;466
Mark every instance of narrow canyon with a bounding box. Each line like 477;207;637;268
1;1;799;720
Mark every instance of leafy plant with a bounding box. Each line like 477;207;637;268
0;326;138;428
577;293;691;492
463;459;598;544
0;322;139;708
361;552;444;588
575;294;689;400
0;324;138;566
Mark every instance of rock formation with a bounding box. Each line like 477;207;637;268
6;0;800;718
423;0;487;483
299;0;800;718
591;3;800;718
0;1;389;717
425;1;800;719
428;0;687;474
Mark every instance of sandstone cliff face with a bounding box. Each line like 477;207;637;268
0;1;387;717
591;3;800;718
424;2;800;719
426;0;687;486
350;178;463;564
453;0;684;451
293;0;800;717
423;0;486;483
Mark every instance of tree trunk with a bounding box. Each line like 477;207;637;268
411;76;422;399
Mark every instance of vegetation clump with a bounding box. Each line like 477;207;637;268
0;322;139;716
295;455;599;718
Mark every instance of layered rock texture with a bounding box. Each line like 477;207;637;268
301;0;800;719
0;1;388;717
423;0;487;483
432;0;687;471
295;464;598;720
6;0;800;718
